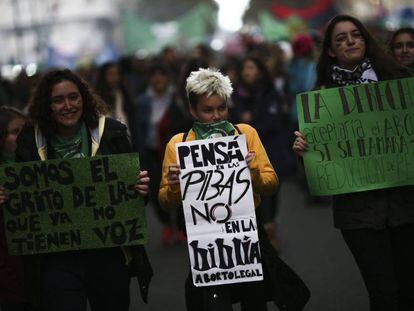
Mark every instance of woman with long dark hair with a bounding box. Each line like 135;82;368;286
389;27;414;70
95;62;135;136
233;56;294;250
293;15;414;310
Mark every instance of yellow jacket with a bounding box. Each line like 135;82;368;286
158;123;278;210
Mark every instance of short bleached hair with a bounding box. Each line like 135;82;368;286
185;68;233;106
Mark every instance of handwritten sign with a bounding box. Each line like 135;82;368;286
176;135;263;287
297;77;414;195
0;153;148;255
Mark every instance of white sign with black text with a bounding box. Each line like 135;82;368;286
176;135;263;287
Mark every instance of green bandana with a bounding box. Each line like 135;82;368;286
192;120;235;140
51;121;90;159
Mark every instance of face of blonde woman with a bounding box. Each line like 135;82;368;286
189;94;228;124
328;21;366;70
392;32;414;67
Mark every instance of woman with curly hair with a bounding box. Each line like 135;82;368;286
1;69;153;311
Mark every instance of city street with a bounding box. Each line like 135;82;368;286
129;178;369;311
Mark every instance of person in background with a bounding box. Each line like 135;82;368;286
161;46;182;82
233;56;292;250
288;34;327;205
293;15;414;311
95;62;135;137
133;63;181;245
0;107;29;311
288;34;316;127
1;69;153;311
151;58;209;245
389;27;414;70
166;58;209;139
192;43;214;66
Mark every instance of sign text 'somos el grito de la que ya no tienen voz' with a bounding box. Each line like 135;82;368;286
0;153;148;255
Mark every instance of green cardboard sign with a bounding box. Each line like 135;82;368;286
0;153;148;255
296;77;414;195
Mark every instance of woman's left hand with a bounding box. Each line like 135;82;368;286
245;151;255;165
135;170;150;197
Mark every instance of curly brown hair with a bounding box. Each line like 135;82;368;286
29;69;109;138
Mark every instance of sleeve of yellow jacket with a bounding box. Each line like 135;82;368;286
158;133;185;210
238;124;279;199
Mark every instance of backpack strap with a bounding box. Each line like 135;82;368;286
233;124;242;135
182;131;190;142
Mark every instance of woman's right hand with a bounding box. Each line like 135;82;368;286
293;131;309;157
0;186;8;205
168;164;181;187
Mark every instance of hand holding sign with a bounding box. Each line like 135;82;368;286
293;131;309;157
167;164;181;187
245;151;255;165
135;170;150;196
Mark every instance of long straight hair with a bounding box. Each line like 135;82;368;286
316;14;409;87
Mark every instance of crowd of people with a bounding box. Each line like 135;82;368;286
0;13;413;311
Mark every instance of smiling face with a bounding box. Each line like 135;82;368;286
189;94;228;124
328;21;366;70
50;80;83;137
392;32;414;67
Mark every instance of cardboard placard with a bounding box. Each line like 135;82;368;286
176;135;263;287
0;153;148;255
297;77;414;195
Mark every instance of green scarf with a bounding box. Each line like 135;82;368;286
192;120;235;140
50;121;90;159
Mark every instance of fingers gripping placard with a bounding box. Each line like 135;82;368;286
176;135;263;287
